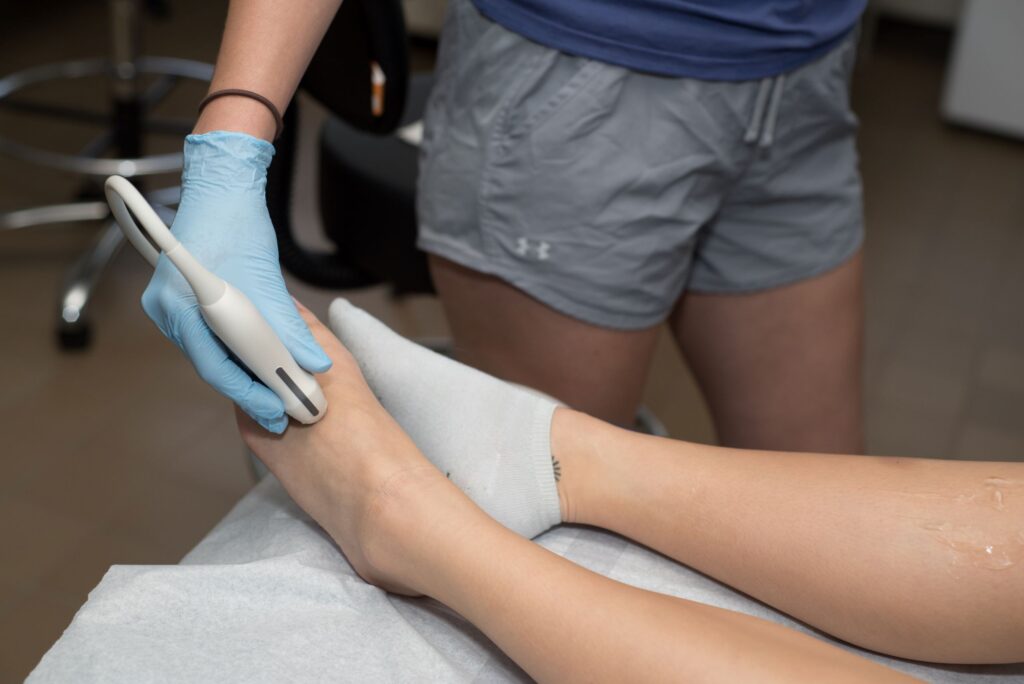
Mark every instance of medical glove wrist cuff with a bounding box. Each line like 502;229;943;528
182;131;276;193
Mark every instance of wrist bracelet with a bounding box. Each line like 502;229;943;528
197;88;285;141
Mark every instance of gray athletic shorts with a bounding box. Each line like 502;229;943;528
417;0;864;330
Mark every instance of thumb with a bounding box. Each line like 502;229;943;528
263;295;333;374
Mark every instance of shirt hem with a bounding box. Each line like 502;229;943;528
472;0;853;81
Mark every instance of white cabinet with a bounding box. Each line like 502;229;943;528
942;0;1024;139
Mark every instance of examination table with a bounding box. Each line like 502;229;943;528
29;476;1024;682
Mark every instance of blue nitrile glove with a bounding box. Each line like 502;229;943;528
142;131;332;433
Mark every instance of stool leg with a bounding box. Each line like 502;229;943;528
110;0;142;159
56;222;125;349
53;0;142;349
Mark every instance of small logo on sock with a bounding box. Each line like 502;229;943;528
514;238;552;261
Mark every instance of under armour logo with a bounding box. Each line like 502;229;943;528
514;237;551;261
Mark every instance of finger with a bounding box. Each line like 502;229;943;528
264;297;333;374
179;317;288;434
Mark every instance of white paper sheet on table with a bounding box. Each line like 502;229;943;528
29;476;1024;683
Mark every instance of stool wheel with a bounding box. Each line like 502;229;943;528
57;322;92;350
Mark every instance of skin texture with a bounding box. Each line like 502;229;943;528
240;303;920;683
192;0;344;140
430;251;864;452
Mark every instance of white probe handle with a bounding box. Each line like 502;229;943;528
202;282;327;424
103;175;327;425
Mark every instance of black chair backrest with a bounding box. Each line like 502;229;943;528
268;0;412;290
302;0;409;135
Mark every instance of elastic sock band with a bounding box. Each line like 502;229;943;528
198;89;284;141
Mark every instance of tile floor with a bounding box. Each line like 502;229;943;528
1;5;1023;681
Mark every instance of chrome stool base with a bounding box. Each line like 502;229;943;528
0;56;213;180
0;0;211;348
54;186;179;347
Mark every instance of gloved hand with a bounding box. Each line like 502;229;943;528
142;131;332;433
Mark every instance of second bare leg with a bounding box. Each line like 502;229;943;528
430;256;660;426
671;250;864;453
556;408;1024;664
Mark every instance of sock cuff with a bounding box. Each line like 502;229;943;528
524;398;563;536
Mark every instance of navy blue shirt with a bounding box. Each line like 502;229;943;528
472;0;866;80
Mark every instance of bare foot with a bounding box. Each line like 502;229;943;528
237;301;464;595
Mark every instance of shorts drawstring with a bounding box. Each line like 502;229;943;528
744;77;772;144
759;74;785;147
744;73;786;148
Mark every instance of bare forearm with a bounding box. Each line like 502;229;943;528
410;503;914;684
194;0;343;139
560;410;1024;662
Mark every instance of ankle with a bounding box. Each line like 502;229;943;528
551;408;619;525
355;467;476;594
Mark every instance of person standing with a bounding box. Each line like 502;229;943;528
144;0;866;456
419;0;867;452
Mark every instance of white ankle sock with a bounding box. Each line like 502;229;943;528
328;298;562;539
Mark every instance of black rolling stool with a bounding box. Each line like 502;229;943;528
266;0;427;294
0;0;211;347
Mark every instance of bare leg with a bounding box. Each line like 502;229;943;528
556;408;1024;664
429;256;660;426
240;303;915;683
670;250;864;453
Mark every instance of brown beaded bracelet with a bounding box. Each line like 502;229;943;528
197;89;284;141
